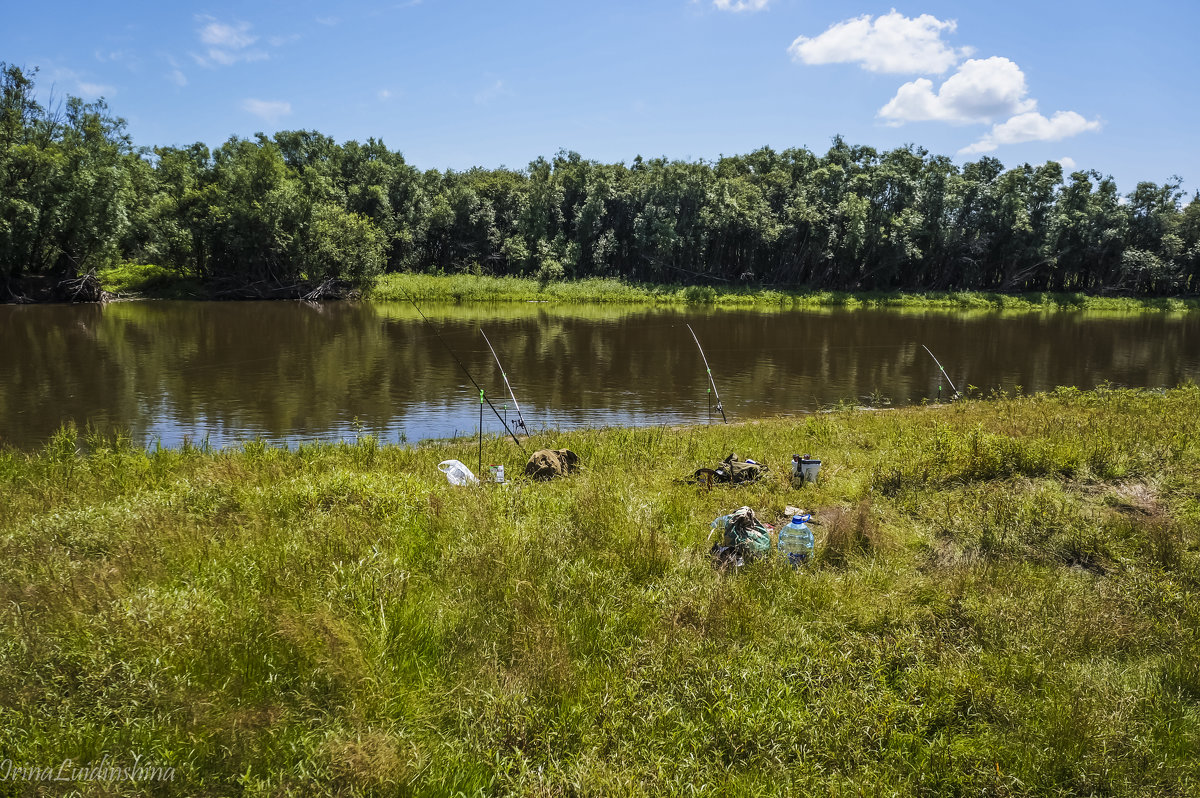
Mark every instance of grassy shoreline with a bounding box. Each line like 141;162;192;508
371;273;1200;313
3;387;1199;795
93;264;1200;313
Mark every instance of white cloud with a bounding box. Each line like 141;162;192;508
474;79;508;105
75;81;115;98
94;50;129;64
879;57;1035;125
46;67;115;99
167;69;187;87
788;11;969;74
713;0;769;11
199;19;256;49
315;16;340;26
207;49;267;66
787;11;1102;155
194;16;268;66
378;88;393;100
1058;156;1077;171
960;111;1101;154
242;98;292;123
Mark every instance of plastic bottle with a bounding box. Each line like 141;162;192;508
778;514;814;566
790;455;804;487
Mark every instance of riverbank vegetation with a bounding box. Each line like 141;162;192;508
4;63;1200;304
369;273;1200;312
2;386;1198;795
93;267;1200;313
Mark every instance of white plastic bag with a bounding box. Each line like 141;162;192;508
437;459;478;486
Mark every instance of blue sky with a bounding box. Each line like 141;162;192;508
4;1;1198;194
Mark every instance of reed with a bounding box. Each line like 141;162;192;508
368;273;1200;313
97;266;1200;313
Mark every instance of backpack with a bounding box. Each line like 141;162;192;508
695;454;766;485
524;449;580;480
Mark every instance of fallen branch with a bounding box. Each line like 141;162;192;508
54;270;112;304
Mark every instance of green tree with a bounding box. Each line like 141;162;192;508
0;64;133;294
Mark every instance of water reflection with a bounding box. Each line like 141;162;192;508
1;300;1196;450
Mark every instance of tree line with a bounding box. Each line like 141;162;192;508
3;62;1199;300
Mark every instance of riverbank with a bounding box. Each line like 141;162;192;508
91;263;359;302
372;273;1200;313
3;387;1198;795
90;264;1200;313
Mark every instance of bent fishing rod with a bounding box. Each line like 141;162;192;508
395;287;527;454
921;344;961;399
480;328;529;433
687;323;727;424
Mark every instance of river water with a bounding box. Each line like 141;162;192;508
1;301;1197;450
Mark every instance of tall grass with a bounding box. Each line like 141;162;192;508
96;262;205;299
369;273;1200;314
97;266;1199;313
2;387;1199;795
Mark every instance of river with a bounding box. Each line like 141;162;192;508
1;301;1197;450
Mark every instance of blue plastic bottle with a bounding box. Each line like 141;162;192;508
778;514;814;566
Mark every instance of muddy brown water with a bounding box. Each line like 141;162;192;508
1;301;1197;450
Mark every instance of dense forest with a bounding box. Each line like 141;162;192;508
3;62;1199;300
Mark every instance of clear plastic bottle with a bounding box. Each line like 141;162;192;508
778;514;814;566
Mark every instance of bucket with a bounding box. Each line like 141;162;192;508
791;454;822;485
488;464;505;484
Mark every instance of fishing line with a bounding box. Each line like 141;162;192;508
480;328;529;434
394;286;528;454
921;344;961;399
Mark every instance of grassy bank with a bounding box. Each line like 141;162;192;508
96;263;206;300
2;387;1199;795
95;265;1199;313
371;273;1200;313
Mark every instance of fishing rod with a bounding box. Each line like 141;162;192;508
921;344;961;400
687;323;727;424
480;328;529;433
395;287;528;454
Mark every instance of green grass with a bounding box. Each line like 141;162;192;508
95;266;1199;313
96;263;205;299
2;388;1199;795
373;273;1200;313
